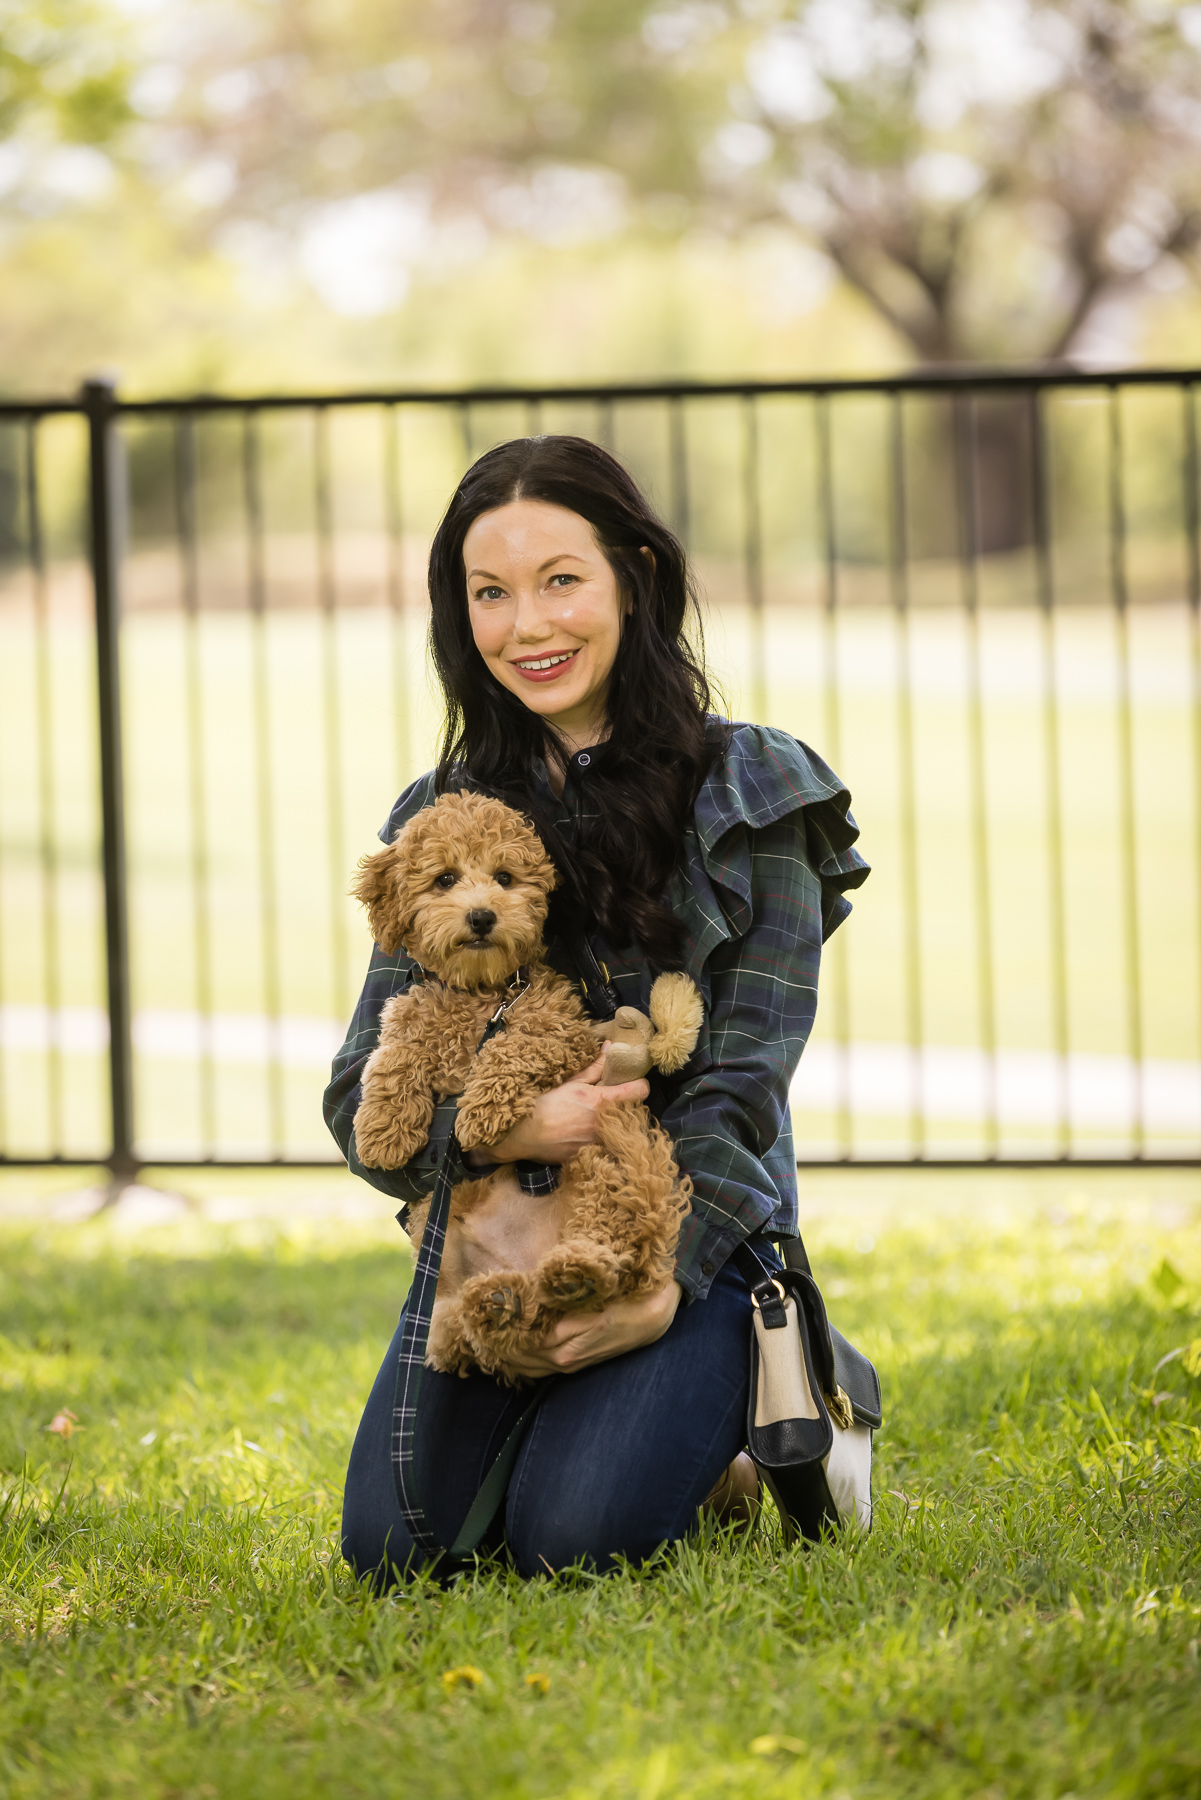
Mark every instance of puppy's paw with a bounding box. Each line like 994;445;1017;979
353;1104;427;1170
600;1039;653;1085
459;1270;535;1337
426;1300;476;1376
535;1242;621;1309
455;1091;531;1153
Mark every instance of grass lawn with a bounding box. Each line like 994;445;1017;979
1;1165;1199;1799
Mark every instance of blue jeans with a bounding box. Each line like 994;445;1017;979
340;1258;755;1582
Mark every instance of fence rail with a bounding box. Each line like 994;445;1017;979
1;366;1199;1180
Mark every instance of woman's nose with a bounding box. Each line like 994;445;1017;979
467;908;497;937
511;588;551;639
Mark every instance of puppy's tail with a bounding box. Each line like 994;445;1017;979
647;973;704;1074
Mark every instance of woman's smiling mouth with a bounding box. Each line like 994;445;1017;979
509;648;581;681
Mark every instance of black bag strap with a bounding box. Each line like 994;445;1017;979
734;1239;838;1389
390;989;552;1562
732;1240;790;1323
777;1234;813;1277
549;925;621;1022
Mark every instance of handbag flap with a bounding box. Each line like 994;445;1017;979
752;1296;821;1427
831;1326;883;1429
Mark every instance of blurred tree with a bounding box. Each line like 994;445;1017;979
154;0;1201;369
7;0;1201;473
146;0;1201;545
0;0;132;142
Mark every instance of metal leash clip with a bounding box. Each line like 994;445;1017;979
490;965;530;1024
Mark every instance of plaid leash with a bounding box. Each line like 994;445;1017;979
390;980;548;1561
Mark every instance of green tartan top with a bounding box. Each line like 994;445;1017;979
323;722;868;1302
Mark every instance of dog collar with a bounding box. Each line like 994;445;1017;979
410;963;531;1007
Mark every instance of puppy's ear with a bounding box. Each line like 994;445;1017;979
351;845;409;955
513;832;558;897
526;855;558;898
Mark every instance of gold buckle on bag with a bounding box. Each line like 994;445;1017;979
750;1279;857;1430
749;1278;788;1311
824;1385;855;1431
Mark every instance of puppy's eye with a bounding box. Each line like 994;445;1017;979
493;871;514;889
433;871;459;890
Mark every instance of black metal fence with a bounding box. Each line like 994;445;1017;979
1;368;1199;1177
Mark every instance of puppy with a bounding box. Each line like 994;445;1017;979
351;791;701;1383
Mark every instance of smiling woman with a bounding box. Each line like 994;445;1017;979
324;435;870;1585
463;498;632;748
425;435;726;964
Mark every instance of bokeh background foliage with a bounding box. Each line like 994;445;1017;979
8;0;1201;395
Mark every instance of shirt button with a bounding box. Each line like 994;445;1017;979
577;752;590;767
702;1260;715;1275
428;1146;437;1162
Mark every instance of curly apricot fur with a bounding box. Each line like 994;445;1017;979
351;791;701;1385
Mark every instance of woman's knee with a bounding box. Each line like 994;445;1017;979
340;1501;422;1590
507;1497;686;1576
505;1471;691;1577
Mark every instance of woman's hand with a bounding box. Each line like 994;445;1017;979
502;1279;683;1380
477;1055;650;1166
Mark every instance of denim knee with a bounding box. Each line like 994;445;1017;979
507;1513;667;1578
340;1498;423;1590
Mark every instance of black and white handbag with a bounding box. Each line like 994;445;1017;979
733;1241;883;1544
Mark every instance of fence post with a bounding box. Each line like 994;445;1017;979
82;378;136;1193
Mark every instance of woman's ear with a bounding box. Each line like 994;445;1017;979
350;844;409;954
624;544;655;618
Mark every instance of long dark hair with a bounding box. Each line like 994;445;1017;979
427;435;726;965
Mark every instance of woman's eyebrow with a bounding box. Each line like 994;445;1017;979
467;552;588;581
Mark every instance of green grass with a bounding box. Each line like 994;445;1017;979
1;1166;1199;1798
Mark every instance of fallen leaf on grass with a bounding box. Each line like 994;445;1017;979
750;1735;806;1757
525;1672;550;1695
441;1665;484;1692
46;1411;79;1438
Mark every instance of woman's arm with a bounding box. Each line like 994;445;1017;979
324;942;451;1204
469;1053;649;1164
662;814;824;1302
325;953;651;1197
498;1278;683;1379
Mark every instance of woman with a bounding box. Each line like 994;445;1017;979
325;434;868;1582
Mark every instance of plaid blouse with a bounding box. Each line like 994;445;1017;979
323;722;869;1302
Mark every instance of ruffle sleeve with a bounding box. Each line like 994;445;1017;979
692;723;869;945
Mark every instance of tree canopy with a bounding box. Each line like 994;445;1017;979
6;0;1201;364
1;0;131;143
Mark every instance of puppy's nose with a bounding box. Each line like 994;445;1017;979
467;908;497;938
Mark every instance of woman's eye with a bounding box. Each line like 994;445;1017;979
493;870;513;889
474;586;505;601
434;871;459;889
548;573;577;588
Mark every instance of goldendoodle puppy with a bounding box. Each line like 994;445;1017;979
350;790;702;1383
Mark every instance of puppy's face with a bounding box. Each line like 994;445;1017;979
352;791;556;992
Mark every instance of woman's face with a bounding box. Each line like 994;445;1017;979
463;498;630;747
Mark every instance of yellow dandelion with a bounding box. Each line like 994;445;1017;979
440;1665;484;1692
750;1734;806;1758
525;1671;551;1695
